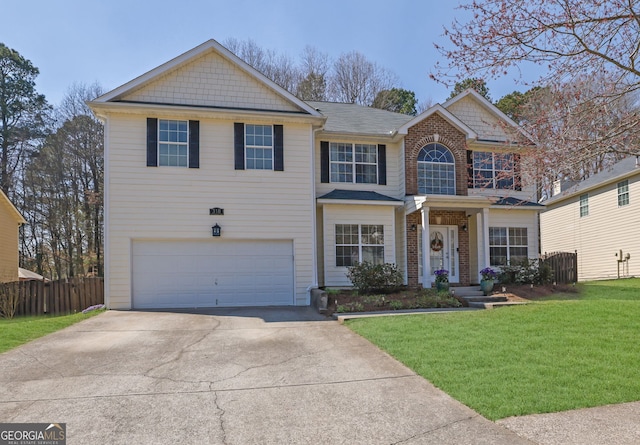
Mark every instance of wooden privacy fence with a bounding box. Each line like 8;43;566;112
6;277;104;317
541;251;578;284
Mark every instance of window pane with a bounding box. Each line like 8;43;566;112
336;246;358;267
490;247;508;266
158;120;188;167
361;225;384;245
336;224;358;245
356;164;377;184
355;144;377;163
362;246;384;265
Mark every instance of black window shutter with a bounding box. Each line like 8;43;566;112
320;141;329;183
234;122;245;170
274;124;284;171
188;120;199;168
146;118;158;167
514;153;522;191
466;150;474;188
377;144;387;185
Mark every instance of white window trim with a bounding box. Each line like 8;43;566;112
417;144;456;195
335;224;384;267
472;152;516;190
617;180;630;207
245;124;274;170
329;142;378;184
158;119;188;167
489;226;529;266
579;193;589;217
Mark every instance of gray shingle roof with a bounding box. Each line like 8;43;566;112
494;197;543;207
318;189;402;202
307;101;412;136
544;157;640;204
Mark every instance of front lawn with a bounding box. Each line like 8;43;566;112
0;310;104;354
347;278;640;420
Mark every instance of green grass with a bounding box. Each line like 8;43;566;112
0;311;104;354
347;278;640;420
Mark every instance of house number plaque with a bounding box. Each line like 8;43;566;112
209;207;224;216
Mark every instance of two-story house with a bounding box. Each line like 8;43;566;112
541;157;640;280
90;39;540;310
0;190;25;283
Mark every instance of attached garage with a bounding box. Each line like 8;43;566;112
132;239;294;309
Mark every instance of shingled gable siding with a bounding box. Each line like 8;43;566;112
405;114;468;196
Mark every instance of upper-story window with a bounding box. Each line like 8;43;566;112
330;142;377;183
234;123;284;171
618;180;630;207
417;143;455;195
245;124;273;170
472;152;516;189
159;120;188;167
579;194;589;217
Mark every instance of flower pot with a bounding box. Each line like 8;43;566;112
480;279;494;296
436;281;449;292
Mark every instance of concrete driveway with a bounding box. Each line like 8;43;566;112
0;308;533;444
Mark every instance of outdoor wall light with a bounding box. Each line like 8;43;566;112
410;224;417;231
462;223;468;232
212;224;221;237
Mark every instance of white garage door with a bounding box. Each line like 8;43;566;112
132;239;294;309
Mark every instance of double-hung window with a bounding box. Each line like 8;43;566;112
245;124;273;170
335;224;384;267
489;227;528;266
579;194;589;217
159;119;188;167
618;180;630;207
330;142;377;183
472;152;516;189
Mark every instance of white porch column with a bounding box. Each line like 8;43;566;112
477;208;491;282
421;206;430;287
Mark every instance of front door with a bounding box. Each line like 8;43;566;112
429;226;459;283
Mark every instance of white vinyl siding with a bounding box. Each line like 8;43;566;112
323;204;396;287
104;114;315;309
316;139;404;198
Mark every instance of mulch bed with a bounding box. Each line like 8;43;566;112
325;283;578;316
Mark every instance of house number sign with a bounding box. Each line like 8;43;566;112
209;207;224;216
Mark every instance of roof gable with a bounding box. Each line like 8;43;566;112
398;104;478;139
443;89;530;143
0;190;26;224
93;40;321;116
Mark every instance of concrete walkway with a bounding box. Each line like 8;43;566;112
0;308;533;444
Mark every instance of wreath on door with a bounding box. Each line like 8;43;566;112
430;232;444;252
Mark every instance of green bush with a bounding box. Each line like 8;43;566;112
499;258;553;285
346;262;403;294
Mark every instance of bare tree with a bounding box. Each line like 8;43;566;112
329;51;398;105
433;0;640;166
296;46;330;101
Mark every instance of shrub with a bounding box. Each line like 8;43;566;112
347;262;403;294
499;258;553;285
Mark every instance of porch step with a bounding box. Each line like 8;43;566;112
449;286;484;298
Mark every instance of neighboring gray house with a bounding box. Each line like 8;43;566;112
541;157;640;280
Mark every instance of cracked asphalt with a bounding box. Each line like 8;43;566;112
0;308;534;444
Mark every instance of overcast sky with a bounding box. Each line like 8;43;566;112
3;0;534;107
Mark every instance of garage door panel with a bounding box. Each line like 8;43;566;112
132;240;294;308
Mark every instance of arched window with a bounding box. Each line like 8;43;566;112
417;143;456;195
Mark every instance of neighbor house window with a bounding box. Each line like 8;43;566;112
618;180;630;207
245;124;273;170
417;143;455;195
330;142;377;183
489;227;528;266
472;152;516;189
579;194;589;217
159;119;188;167
335;224;384;267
